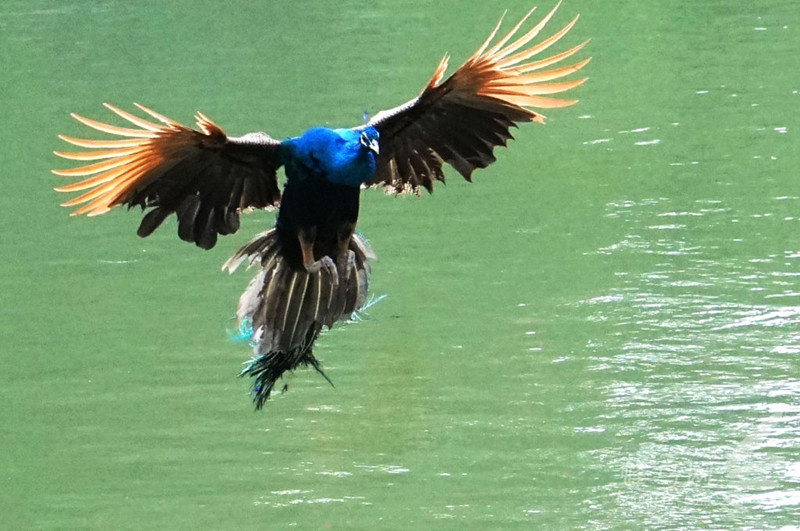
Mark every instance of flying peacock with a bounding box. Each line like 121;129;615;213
53;2;589;408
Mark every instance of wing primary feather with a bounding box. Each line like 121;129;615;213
69;113;157;138
492;0;562;61
56;135;150;149
55;156;155;194
52;153;145;177
53;146;143;161
72;157;160;215
511;39;589;74
492;58;591;85
493;94;579;109
484;78;587;96
483;5;540;58
496;15;579;69
470;10;510;60
102;103;164;132
58;155;159;205
133;103;183;127
426;55;450;89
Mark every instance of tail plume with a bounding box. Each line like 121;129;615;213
239;324;333;409
224;228;375;408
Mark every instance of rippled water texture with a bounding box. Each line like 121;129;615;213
2;0;799;528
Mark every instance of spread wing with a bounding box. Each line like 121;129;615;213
366;1;589;194
53;104;283;249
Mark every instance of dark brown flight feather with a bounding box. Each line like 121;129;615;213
53;103;283;249
366;0;589;194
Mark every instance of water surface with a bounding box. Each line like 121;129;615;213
2;0;799;528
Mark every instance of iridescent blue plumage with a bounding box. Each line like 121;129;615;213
282;126;379;187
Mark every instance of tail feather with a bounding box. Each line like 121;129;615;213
240;323;330;409
225;228;375;408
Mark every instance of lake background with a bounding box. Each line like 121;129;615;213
2;0;799;528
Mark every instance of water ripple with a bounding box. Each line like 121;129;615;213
574;194;800;526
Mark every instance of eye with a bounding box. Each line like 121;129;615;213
359;132;369;145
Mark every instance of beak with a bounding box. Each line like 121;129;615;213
368;138;380;155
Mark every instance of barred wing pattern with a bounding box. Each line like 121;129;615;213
53;104;283;249
367;1;589;193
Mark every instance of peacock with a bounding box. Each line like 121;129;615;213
53;2;589;408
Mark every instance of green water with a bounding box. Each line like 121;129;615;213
3;0;799;528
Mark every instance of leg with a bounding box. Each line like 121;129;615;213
335;221;356;280
298;226;337;283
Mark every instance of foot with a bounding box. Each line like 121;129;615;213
306;255;338;286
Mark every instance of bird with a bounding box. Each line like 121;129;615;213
52;2;589;409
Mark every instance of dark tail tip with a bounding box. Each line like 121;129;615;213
240;352;287;409
240;349;334;410
308;357;335;390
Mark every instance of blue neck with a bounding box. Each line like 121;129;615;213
283;127;377;188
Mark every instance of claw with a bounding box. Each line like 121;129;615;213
306;255;338;287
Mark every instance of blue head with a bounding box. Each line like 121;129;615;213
357;126;380;158
285;126;380;187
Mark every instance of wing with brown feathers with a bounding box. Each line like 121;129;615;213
53;104;283;249
366;1;589;194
